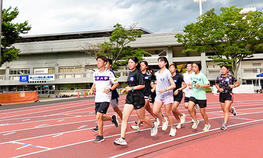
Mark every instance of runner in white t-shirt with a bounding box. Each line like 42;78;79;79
88;56;119;143
152;57;176;137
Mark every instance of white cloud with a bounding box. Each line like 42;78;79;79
3;0;263;35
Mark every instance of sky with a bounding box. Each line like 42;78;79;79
3;0;263;35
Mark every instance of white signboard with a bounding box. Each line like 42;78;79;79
29;75;55;81
34;68;48;74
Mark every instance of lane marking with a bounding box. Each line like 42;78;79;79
13;112;263;158
110;118;263;158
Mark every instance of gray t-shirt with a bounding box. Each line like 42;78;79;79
155;68;173;96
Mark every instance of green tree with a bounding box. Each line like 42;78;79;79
175;6;263;78
97;23;148;69
1;7;31;66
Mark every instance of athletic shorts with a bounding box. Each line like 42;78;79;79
189;97;207;108
173;92;183;103
126;94;145;110
95;102;110;114
184;97;190;103
110;98;119;108
155;94;173;105
219;93;232;103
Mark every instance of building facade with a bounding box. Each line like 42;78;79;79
0;29;262;96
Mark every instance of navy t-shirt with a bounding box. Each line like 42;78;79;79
110;70;119;99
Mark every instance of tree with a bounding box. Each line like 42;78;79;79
175;6;263;78
1;7;31;66
96;23;148;69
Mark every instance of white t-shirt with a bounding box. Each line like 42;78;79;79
183;71;193;97
93;69;118;103
155;68;173;96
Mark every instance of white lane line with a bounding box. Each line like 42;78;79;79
110;118;263;158
22;119;31;122
77;125;87;129
13;112;263;158
0;102;91;121
34;124;49;128
3;131;16;136
57;119;64;122
0;123;9;126
52;133;64;138
12;141;51;150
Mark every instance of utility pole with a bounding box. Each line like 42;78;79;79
194;0;207;16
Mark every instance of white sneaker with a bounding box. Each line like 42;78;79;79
176;123;182;129
169;128;176;137
151;121;158;136
156;118;160;126
114;137;127;146
162;117;169;131
192;120;199;129
130;125;140;131
191;119;195;123
180;113;186;124
231;107;237;116
203;124;211;132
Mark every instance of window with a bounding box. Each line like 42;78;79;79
59;66;82;73
10;69;30;75
252;63;261;67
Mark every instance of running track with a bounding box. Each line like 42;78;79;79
0;94;262;158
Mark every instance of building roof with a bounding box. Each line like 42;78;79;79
17;28;152;43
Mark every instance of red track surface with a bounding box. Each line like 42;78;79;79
0;94;262;158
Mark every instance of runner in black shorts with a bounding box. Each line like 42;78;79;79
215;65;240;130
131;61;157;131
92;59;123;132
169;63;187;129
88;56;119;143
188;63;211;132
114;57;157;146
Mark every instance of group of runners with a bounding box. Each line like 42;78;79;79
88;55;240;145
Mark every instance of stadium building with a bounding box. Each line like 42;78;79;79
0;29;262;96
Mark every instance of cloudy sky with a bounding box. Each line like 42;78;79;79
3;0;263;35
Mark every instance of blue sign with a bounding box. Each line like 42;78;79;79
19;75;29;82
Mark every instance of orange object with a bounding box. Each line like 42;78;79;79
0;91;39;105
84;91;86;98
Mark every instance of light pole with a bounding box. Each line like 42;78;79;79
194;0;207;16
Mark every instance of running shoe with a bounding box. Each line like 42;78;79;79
156;118;160;126
231;107;237;116
176;123;182;129
93;135;104;143
169;128;177;137
130;125;140;131
203;124;211;132
221;123;227;130
162;117;169;131
112;115;119;127
151;121;158;136
192;120;200;129
92;126;98;132
180;113;186;124
114;137;127;146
